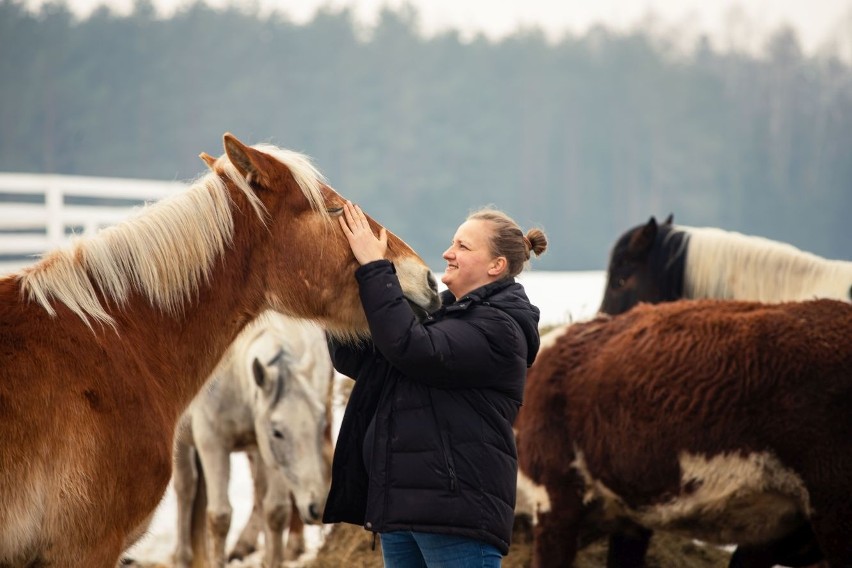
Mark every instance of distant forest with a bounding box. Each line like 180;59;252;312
1;0;850;269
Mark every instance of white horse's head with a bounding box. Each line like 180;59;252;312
249;321;332;523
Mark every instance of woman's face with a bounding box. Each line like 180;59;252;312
441;219;505;299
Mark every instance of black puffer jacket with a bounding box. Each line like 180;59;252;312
323;260;540;555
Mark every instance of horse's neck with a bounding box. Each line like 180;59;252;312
170;255;268;405
684;228;852;302
106;227;269;411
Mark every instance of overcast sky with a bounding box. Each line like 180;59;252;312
23;0;852;56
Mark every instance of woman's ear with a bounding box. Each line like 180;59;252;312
488;257;507;277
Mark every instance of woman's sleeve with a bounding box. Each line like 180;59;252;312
354;260;523;390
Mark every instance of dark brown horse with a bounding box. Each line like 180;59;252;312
0;133;440;567
597;215;851;566
600;215;852;315
516;299;852;568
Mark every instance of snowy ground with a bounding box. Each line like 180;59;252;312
124;270;606;565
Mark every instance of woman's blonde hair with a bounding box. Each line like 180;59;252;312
467;208;548;278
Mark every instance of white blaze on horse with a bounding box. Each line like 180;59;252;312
173;311;334;568
0;133;440;568
600;215;852;315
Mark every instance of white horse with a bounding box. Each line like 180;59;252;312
172;312;333;568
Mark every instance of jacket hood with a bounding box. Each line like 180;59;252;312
441;278;541;366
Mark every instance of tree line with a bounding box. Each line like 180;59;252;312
1;0;850;269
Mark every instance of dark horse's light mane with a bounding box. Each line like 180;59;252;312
14;144;329;327
675;225;852;302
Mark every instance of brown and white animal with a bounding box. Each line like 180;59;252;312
516;298;852;568
172;312;334;568
0;133;440;568
598;215;851;566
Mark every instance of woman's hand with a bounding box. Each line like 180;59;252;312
339;201;388;265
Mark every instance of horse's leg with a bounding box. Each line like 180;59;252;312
45;536;125;568
195;438;232;568
728;521;824;568
532;477;584;568
606;524;653;568
119;510;156;566
172;428;201;568
262;466;294;568
806;492;852;568
285;493;306;560
230;448;265;561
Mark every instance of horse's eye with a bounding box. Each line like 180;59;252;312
327;207;343;215
273;429;285;439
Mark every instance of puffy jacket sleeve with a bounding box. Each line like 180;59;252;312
354;260;526;391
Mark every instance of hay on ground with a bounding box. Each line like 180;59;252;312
313;521;732;567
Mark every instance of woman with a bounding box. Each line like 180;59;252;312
324;201;547;567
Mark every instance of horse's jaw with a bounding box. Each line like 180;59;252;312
394;257;442;314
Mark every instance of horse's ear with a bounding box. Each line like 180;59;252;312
223;132;274;186
628;217;658;256
199;152;217;170
663;213;674;225
252;358;266;388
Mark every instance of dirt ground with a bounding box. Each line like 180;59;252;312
128;518;732;567
310;520;732;568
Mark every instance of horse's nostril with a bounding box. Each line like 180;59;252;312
427;272;438;293
309;503;321;520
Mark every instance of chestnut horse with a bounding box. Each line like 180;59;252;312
0;133;440;568
600;215;852;315
516;299;852;568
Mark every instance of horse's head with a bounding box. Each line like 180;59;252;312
203;133;441;337
249;328;331;523
599;214;684;315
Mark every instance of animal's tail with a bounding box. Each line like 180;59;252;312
189;449;208;568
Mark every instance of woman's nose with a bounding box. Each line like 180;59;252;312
442;248;453;259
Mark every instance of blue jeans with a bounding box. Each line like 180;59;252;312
380;531;502;568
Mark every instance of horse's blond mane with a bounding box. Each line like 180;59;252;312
679;225;852;302
16;145;329;327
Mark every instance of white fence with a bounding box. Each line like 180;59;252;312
0;172;185;274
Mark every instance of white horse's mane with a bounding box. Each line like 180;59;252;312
678;225;852;303
16;144;329;327
204;311;328;409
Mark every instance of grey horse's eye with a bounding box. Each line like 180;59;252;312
273;429;285;439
